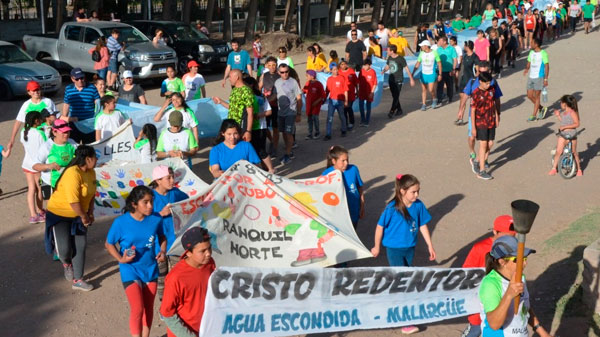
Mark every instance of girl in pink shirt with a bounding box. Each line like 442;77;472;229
473;30;490;61
88;36;110;80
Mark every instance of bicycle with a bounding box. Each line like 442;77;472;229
550;128;584;179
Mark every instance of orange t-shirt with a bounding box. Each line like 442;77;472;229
358;68;378;101
160;258;216;337
338;68;358;101
326;75;348;101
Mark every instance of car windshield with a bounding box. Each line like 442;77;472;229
165;24;208;41
0;45;34;64
100;27;150;44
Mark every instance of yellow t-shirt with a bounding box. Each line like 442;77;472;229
368;45;382;58
389;37;409;56
328;57;340;67
47;165;97;218
307;55;328;71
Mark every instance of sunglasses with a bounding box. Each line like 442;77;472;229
504;256;527;262
279;50;286;53
279;71;289;74
351;34;358;36
74;78;84;81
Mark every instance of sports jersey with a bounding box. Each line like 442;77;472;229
162;107;199;129
417;50;441;75
527;50;549;79
182;73;206;100
160;77;185;96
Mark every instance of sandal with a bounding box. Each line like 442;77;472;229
548;168;557;176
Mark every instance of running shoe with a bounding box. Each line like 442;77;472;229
401;326;419;334
304;134;313;140
478;170;493;180
388;110;395;118
314;132;320;138
348;123;354;130
289;151;295;159
72;279;93;292
29;215;42;224
432;99;439;109
470;158;480;174
63;264;74;281
577;170;583;177
395;109;404;116
537;106;548;120
527;115;537;122
280;155;292;165
454;119;463;126
485;161;490;170
292;142;298;149
420;104;427;111
469;152;476;160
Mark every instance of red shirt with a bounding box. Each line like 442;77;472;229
471;86;497;129
160;258;216;337
525;14;535;30
338;68;358;101
358;68;378;101
326;75;348;101
303;80;326;116
462;237;493;326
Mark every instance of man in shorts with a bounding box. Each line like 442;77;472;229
273;64;302;165
523;37;549;121
582;0;595;34
259;57;281;156
470;72;500;180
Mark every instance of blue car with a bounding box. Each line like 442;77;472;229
0;41;61;100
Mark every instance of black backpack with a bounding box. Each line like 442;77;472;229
91;50;101;62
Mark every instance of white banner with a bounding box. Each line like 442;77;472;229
169;160;372;267
200;266;486;337
93;158;208;217
90;120;139;165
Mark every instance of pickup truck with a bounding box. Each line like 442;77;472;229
127;20;231;72
22;21;178;81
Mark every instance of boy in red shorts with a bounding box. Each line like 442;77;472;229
470;71;500;180
303;70;325;139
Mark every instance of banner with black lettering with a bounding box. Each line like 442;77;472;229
199;266;485;337
90;119;139;165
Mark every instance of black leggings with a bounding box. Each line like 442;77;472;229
490;51;501;74
53;217;87;280
436;72;454;102
389;80;403;112
344;100;355;126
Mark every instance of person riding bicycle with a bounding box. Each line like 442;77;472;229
549;94;582;177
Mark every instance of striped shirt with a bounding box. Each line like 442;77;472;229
107;36;121;60
64;83;100;121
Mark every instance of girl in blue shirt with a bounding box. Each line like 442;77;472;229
321;145;364;228
209;119;261;178
105;186;166;337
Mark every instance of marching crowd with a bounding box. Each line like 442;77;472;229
0;0;595;335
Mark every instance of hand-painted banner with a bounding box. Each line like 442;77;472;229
169;160;372;267
93;158;208;217
90;119;139;166
200;266;486;337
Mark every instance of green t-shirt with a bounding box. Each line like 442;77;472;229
560;8;568;19
582;4;595;18
436;45;457;72
452;19;466;31
471;14;483;27
156;128;198;153
228;85;255;128
39;141;77;187
509;4;517;15
483;10;496;20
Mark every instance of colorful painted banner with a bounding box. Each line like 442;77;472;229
93;158;208;217
169;160;372;267
90;119;139;166
199;266;486;337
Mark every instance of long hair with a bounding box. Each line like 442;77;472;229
170;92;191;112
390;174;420;219
53;145;96;191
214;119;241;145
95;36;106;52
326;145;348;168
122;185;153;214
485;253;502;274
149;166;174;189
560;94;579;114
23;111;42;142
141;123;157;159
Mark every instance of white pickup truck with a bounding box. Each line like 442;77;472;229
22;21;177;80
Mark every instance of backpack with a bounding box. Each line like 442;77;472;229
91;50;101;62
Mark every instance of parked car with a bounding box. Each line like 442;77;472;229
127;20;231;72
22;21;177;82
0;41;61;100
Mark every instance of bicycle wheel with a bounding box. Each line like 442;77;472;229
558;153;577;179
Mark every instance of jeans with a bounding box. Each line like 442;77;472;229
461;323;482;337
570;16;579;32
359;100;372;124
344;100;355;127
253;57;260;72
389;80;403;112
307;115;320;136
326;99;347;136
386;247;415;267
97;67;108;80
437;71;454;102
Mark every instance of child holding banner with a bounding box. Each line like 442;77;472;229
156;110;199;169
134;124;157;164
160;227;215;337
105;185;166;337
371;174;436;335
95;95;126;141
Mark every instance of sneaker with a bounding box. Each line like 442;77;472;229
470;158;480;174
63;264;74;281
497;72;502;79
420;104;427;111
37;211;46;221
341;132;347;137
401;325;419;334
432;99;439;109
469;152;476;160
527;115;537;122
454;119;463;126
387;110;395;118
537;106;548;120
478;170;493;180
395;109;403;116
29;215;42;224
484;161;490;170
314;132;320;138
576;170;583;177
292;142;298;149
289;151;295;159
72;279;93;292
323;135;331;141
304;134;313;140
360;123;367;127
348;123;354;130
280;155;292;165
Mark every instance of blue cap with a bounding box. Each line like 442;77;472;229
70;67;85;79
490;235;536;259
329;62;337;70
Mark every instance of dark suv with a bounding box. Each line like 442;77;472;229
127;20;231;73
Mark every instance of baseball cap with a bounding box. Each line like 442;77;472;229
181;227;210;251
70;68;85;79
493;215;516;234
26;81;41;91
444;20;451;25
418;40;431;47
40;108;59;119
456;14;463;18
391;29;398;35
51;119;72;133
329;62;337;70
152;165;170;181
169;110;184;127
306;70;317;78
187;60;199;68
490;235;536;259
122;70;133;78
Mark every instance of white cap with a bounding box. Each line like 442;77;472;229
418;40;431;47
122;70;133;78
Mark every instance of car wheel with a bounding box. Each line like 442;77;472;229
0;80;14;101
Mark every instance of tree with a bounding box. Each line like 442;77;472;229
328;0;340;34
182;0;192;23
426;0;436;22
265;0;276;32
223;0;232;40
244;0;259;42
205;0;216;31
55;0;65;32
338;0;351;26
382;0;394;27
406;0;420;27
462;0;471;17
283;0;296;32
301;0;310;37
370;0;382;29
162;0;177;20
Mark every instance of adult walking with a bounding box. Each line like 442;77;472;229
44;145;97;291
273;64;302;164
61;68;100;144
523;38;549;121
213;69;254;142
435;36;458;105
455;41;480;124
346;21;364;41
118;70;147;104
221;39;252;88
412;41;442;110
382;45;415;117
345;30;367;71
259;57;281;156
33;120;78;188
569;1;582;33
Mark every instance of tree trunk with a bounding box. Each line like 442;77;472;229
223;0;232;40
244;0;259;42
426;0;436;22
451;0;460;17
406;0;417;26
382;0;394;26
162;0;177;20
301;0;310;36
283;0;296;33
140;0;149;19
328;0;339;34
339;0;350;26
370;0;382;29
205;0;216;30
462;0;471;17
117;0;127;20
55;0;65;32
182;0;192;23
265;0;276;31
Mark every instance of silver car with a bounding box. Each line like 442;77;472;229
0;41;61;100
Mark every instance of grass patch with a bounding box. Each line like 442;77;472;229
543;211;600;252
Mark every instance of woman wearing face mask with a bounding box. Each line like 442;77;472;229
209;119;261;179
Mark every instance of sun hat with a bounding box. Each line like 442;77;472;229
52;119;72;133
152;165;170;181
490;235;536;259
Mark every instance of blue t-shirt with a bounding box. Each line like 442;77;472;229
209;141;261;172
463;78;503;98
64;83;100;121
322;165;363;224
377;199;431;249
153;188;189;252
227;50;251;73
106;213;164;283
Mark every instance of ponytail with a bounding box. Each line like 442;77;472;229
23;111;42;142
326;145;348;168
390;174;420;220
485;252;502;274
